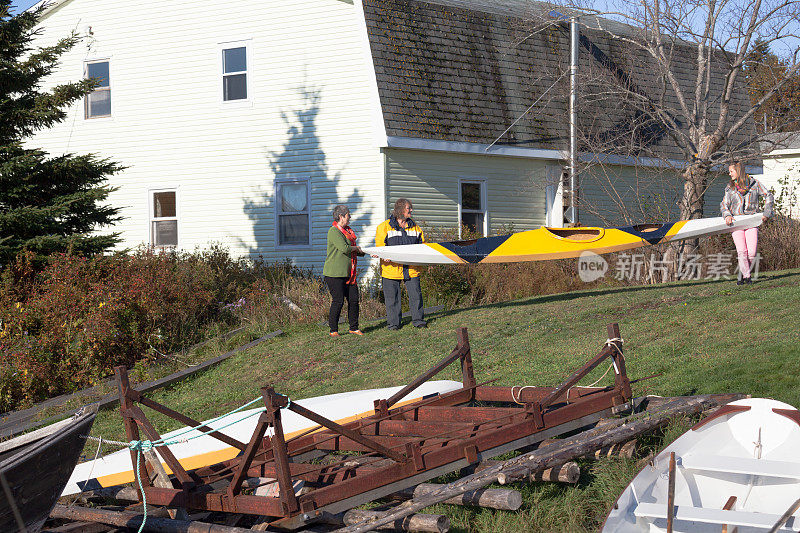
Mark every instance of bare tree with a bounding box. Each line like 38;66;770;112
561;0;800;225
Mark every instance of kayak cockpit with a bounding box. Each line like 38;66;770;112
544;227;605;243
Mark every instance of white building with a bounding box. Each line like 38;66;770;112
758;133;800;218
27;0;752;272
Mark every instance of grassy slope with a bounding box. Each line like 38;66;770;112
90;268;800;531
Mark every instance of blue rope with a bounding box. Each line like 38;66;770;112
130;444;147;533
124;394;292;532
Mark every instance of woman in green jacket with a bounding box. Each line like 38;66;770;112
323;205;366;336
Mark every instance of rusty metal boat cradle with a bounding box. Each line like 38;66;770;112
113;323;634;530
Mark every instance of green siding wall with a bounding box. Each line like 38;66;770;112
384;149;554;239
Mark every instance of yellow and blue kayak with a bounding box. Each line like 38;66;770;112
362;214;763;265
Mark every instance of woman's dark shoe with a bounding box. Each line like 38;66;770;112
736;279;745;285
744;277;753;284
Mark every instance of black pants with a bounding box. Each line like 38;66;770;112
324;276;359;332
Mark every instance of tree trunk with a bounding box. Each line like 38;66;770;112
663;161;710;280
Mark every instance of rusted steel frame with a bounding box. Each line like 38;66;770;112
235;382;490;476
115;366;152;499
473;385;607;403
401;406;523;423
226;411;271;498
265;387;300;515
266;391;408;463
123;404;195;487
384;328;471;409
285;391;625;516
141;486;287;516
130;390;248;451
608;323;632;400
363;419;478;437
139;396;619;519
539;323;626;410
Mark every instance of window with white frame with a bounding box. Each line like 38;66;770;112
151;190;178;247
459;180;486;237
222;45;247;101
85;60;111;118
276;180;310;246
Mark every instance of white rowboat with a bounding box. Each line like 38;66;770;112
603;398;800;532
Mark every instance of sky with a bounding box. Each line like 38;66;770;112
11;1;39;14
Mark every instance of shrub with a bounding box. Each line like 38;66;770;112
0;248;351;411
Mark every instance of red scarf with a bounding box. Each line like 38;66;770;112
333;222;358;284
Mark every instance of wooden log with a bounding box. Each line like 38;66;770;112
582;439;638;460
50;504;257;533
528;461;581;484
392;483;522;511
476;459;579;484
333;394;745;533
43;521;110;533
62;485;140;503
318;509;449;532
143;449;189;521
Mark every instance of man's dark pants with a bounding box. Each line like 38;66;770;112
382;277;425;329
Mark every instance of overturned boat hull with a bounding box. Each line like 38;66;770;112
63;381;462;496
0;407;96;532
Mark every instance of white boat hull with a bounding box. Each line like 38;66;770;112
63;380;462;496
604;398;800;532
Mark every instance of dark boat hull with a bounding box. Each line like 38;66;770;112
0;409;96;533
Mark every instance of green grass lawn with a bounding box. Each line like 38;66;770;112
88;268;800;531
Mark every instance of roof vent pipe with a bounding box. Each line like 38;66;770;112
550;11;580;225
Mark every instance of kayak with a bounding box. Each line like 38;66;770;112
603;397;800;532
62;380;462;496
362;214;764;265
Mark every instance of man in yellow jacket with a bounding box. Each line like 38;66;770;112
375;198;427;329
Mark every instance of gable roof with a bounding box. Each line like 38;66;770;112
362;0;754;160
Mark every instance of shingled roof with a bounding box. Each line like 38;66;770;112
362;0;754;160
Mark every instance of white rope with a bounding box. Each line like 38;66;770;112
510;386;538;405
71;435;105;505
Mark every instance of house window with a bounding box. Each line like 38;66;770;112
85;61;111;118
459;180;486;237
276;180;310;246
222;46;247;101
151;190;178;247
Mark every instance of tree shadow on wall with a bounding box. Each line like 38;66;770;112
242;87;369;272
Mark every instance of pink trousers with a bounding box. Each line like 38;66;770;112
731;227;758;278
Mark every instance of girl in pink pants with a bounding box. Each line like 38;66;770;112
720;161;773;285
730;227;758;280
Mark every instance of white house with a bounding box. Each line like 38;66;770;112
757;133;800;218
27;0;752;272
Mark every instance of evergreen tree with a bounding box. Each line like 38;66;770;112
744;39;800;134
0;1;122;266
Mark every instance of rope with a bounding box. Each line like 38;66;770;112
513;337;626;404
510;386;538;405
133;446;147;533
70;436;105;507
79;393;294;532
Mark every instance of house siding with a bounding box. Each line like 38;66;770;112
383;149;553;240
580;164;728;226
759;152;800;218
26;0;385;272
